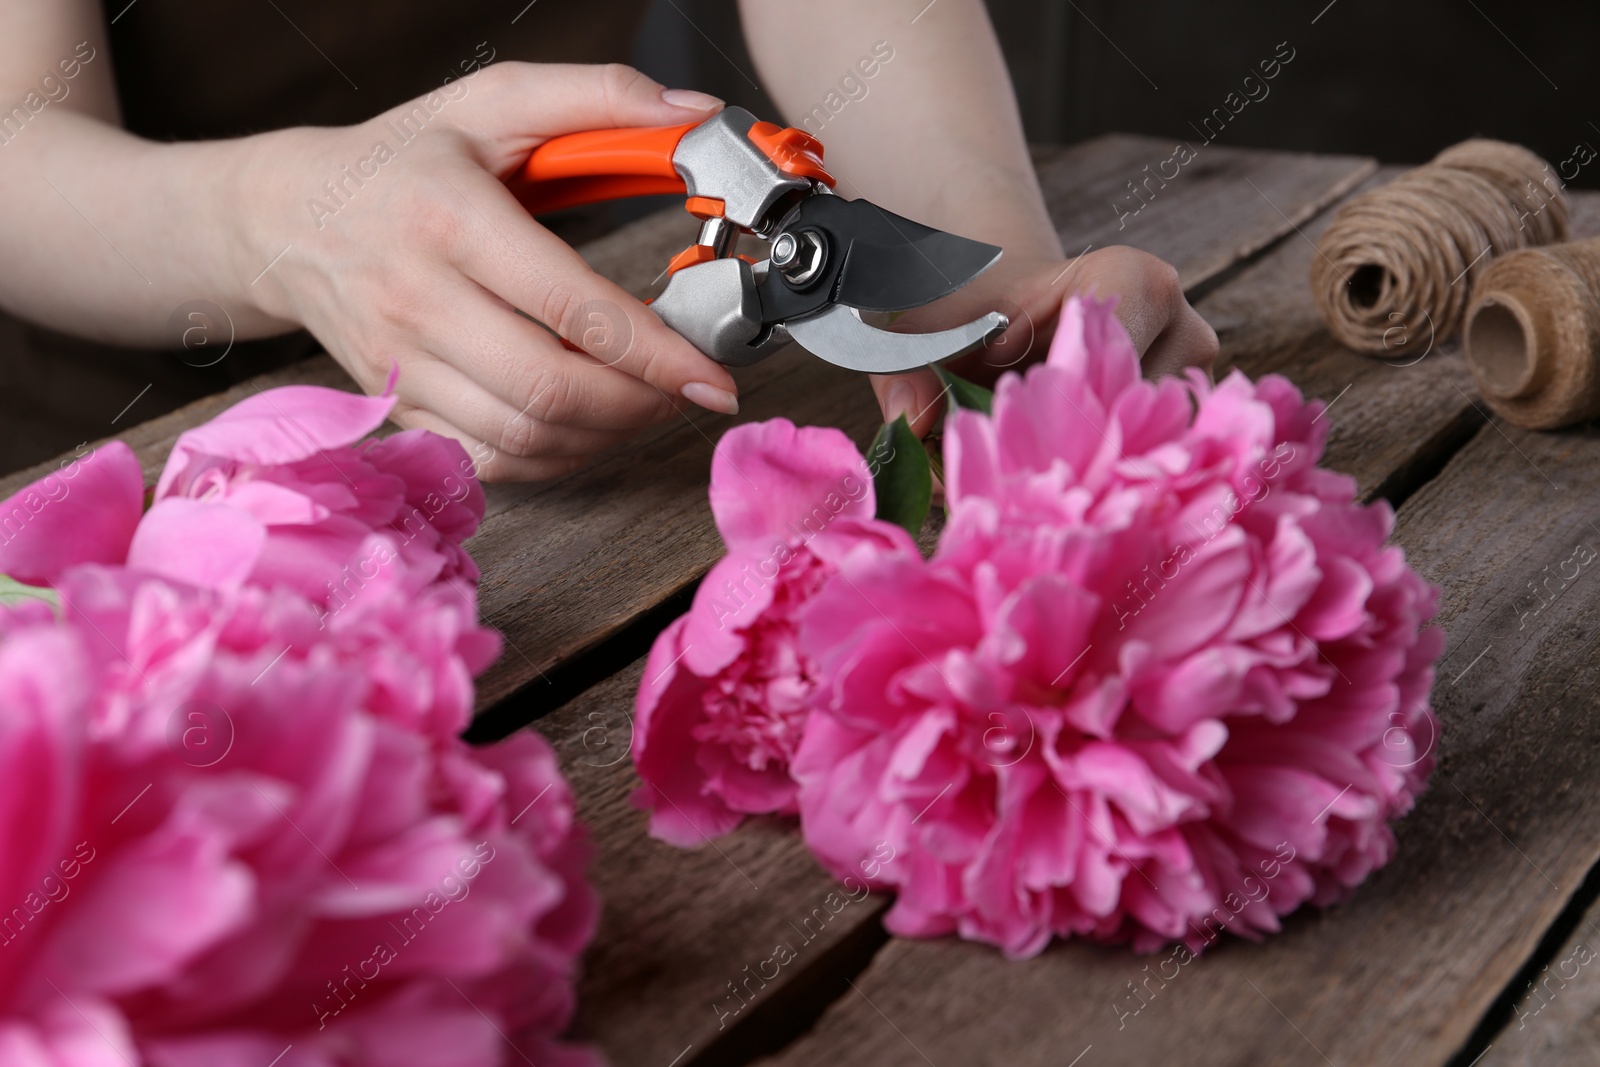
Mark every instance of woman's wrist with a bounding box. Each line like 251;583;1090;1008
929;157;1064;262
212;125;325;333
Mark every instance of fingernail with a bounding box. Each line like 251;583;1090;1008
661;88;723;112
885;381;916;424
682;381;739;415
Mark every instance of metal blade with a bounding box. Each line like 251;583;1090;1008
823;198;1004;313
754;196;1004;328
786;304;1008;374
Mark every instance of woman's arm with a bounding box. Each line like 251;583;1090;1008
0;0;277;341
740;0;1217;431
740;0;1060;262
0;0;742;480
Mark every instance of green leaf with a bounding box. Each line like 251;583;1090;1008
932;364;994;415
0;575;58;610
870;415;932;536
925;438;946;491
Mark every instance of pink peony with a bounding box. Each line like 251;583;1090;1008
149;383;487;610
0;569;596;1066
790;296;1443;957
0;383;599;1063
0;387;498;739
631;419;918;846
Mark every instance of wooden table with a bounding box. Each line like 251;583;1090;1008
13;135;1600;1067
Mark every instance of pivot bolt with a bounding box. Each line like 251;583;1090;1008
771;232;799;267
770;229;826;287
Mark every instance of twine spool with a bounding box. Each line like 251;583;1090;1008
1311;139;1568;354
1464;237;1600;430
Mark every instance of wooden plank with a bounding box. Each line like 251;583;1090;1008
1200;164;1482;505
1493;892;1600;1064
532;663;894;1067
1038;134;1375;290
0;135;1378;725
754;255;1600;1067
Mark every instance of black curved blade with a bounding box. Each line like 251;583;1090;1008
822;197;1002;312
753;195;1002;328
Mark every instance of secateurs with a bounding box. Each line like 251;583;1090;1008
511;106;1007;373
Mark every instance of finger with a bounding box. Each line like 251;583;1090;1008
393;357;634;459
1068;254;1217;376
1074;260;1183;357
420;272;685;432
441;167;741;417
448;62;724;171
1140;303;1220;379
388;401;592;484
869;367;945;438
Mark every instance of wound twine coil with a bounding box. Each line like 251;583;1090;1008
1464;237;1600;430
1311;139;1568;354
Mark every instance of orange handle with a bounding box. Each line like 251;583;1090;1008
510;122;698;216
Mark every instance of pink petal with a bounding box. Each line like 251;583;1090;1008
1047;295;1140;398
214;479;328;526
0;630;85;920
0;442;144;584
365;429;487;544
989;574;1098;689
679;548;779;676
155;386;396;497
631;617;746;846
141;1034;334;1067
2;998;138;1067
127;499;267;592
708;419;873;546
943;408;1002;509
1116;528;1251;659
1298;555;1376;640
39;826;256;996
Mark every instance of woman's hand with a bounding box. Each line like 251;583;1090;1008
234;63;742;481
735;0;1215;437
870;246;1220;435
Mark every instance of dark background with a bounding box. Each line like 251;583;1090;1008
633;0;1598;186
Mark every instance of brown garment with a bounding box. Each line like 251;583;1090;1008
0;1;650;476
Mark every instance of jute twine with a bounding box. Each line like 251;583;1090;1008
1464;237;1600;430
1310;139;1568;355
